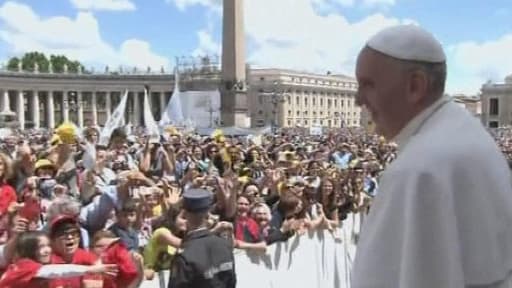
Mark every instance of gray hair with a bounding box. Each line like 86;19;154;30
401;60;447;97
46;196;82;223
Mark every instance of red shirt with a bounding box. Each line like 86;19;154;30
234;216;262;243
101;240;138;288
0;183;17;215
49;248;100;288
0;258;48;288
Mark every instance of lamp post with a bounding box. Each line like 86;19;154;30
260;80;288;133
67;92;83;125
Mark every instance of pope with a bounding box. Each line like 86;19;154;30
351;25;512;288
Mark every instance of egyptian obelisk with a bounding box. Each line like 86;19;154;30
220;0;248;127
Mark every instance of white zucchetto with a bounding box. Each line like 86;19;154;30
366;25;446;63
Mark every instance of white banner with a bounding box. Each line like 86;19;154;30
143;88;160;138
140;214;362;288
98;90;128;146
160;68;184;127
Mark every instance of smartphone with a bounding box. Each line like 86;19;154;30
19;197;41;222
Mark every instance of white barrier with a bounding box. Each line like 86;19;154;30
141;213;360;288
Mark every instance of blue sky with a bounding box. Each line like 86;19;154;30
0;0;511;95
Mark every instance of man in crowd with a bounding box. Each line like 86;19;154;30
352;24;512;288
168;188;236;288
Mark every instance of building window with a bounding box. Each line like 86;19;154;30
288;110;291;116
296;96;300;105
320;111;323;115
304;111;308;115
490;98;499;116
287;96;291;104
291;77;295;82
288;120;291;126
305;120;308;125
334;99;337;107
320;99;323;106
313;98;316;106
341;100;344;107
328;120;332;127
260;77;265;81
320;120;324;125
258;95;263;104
489;121;499;128
328;99;332;108
313;111;317;116
258;110;263;115
296;111;300;116
304;98;308;106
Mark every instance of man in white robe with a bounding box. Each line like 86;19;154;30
351;24;512;288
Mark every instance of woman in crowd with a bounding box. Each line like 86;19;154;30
0;152;17;243
0;231;117;287
143;204;186;280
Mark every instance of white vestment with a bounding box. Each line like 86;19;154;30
352;98;512;288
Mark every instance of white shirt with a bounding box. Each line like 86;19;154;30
352;98;512;288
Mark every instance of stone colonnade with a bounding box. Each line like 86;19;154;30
0;89;170;129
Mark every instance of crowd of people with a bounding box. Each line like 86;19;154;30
0;118;508;287
0;122;395;287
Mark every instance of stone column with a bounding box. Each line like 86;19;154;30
1;90;10;112
133;92;141;126
33;91;40;129
47;91;55;129
105;92;112;119
159;92;166;118
77;91;84;128
62;91;69;122
17;91;25;130
91;92;98;126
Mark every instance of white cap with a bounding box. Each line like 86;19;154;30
366;25;446;63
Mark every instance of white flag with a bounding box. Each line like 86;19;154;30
144;88;160;138
82;142;96;171
98;90;128;146
159;67;184;126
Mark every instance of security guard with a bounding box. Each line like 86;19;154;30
168;188;236;288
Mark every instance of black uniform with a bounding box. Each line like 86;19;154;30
168;188;236;288
169;228;236;288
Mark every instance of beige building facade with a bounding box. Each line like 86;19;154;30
453;94;481;118
248;69;360;128
480;74;512;128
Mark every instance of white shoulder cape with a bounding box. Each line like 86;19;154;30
352;101;512;288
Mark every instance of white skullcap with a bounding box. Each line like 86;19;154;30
366;25;446;63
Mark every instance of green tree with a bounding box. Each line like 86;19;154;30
6;52;84;73
21;52;49;72
7;57;20;71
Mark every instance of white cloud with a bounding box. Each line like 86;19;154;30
314;0;395;7
361;0;395;7
0;1;168;70
447;34;512;94
192;30;221;56
243;0;410;75
167;0;221;12
70;0;136;11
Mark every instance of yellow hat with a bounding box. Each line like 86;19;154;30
35;159;55;171
55;122;77;144
165;126;181;136
50;134;62;146
238;176;251;185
